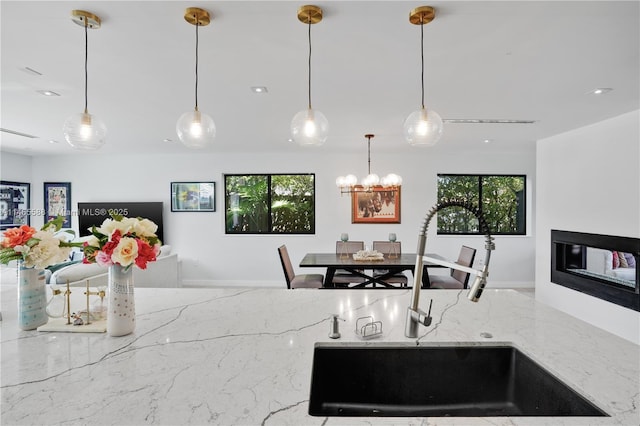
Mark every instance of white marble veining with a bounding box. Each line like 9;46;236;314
1;287;638;425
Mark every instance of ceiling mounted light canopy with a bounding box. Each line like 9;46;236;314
290;5;329;146
336;134;402;194
63;10;106;150
403;6;443;147
176;7;216;149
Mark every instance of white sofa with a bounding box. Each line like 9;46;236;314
585;247;636;282
49;245;180;288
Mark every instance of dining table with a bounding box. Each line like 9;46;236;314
299;252;447;288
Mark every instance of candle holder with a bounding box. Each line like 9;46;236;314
388;234;399;259
339;233;350;258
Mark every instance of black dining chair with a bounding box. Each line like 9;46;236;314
372;241;408;287
333;241;367;286
429;245;477;289
278;245;324;289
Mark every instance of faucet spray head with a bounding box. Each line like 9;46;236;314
468;265;489;302
468;276;485;302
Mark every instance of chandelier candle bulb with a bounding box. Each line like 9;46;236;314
336;134;402;194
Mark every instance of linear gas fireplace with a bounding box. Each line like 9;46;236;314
551;230;639;311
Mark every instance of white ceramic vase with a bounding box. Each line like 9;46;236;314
17;262;48;330
107;264;135;336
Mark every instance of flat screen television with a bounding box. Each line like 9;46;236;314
77;202;164;243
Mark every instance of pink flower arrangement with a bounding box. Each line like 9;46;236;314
82;215;161;270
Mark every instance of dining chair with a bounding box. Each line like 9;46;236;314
429;245;477;289
333;241;366;286
277;245;324;289
372;241;408;287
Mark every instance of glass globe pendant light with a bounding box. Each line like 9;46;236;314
63;10;106;150
176;7;216;149
403;6;443;147
290;5;328;146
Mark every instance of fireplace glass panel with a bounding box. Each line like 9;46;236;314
551;230;639;311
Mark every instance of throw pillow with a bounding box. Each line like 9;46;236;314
51;263;106;284
623;252;636;268
612;251;620;269
46;260;81;274
618;251;629;268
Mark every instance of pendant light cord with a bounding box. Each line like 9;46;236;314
307;18;312;109
194;19;200;110
420;17;425;109
367;135;372;175
84;20;88;114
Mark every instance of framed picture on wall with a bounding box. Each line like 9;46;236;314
0;180;30;230
171;182;216;212
44;182;72;227
351;186;401;224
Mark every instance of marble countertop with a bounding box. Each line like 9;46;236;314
1;286;638;425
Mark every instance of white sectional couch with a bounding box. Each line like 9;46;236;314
586;247;636;282
49;245;180;288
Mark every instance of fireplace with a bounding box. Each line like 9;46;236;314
551;230;639;311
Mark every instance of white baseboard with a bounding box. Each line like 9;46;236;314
181;279;283;288
180;279;534;289
486;281;535;289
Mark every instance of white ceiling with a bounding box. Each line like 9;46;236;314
1;0;638;156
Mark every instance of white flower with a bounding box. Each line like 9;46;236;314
13;245;29;254
97;217;137;240
111;237;138;267
23;230;71;269
85;235;100;248
133;218;158;237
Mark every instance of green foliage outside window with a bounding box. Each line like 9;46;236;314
225;174;315;234
437;174;526;235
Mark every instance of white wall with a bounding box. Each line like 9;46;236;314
535;110;640;344
1;153;31;183
1;141;536;288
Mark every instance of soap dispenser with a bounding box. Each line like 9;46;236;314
329;314;344;339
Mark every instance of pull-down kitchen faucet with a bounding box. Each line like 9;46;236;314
405;200;495;338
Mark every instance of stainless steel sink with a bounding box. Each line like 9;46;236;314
309;344;608;417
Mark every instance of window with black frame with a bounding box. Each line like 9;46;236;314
224;174;315;234
437;174;526;235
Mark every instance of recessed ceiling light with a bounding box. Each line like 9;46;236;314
48;139;59;144
251;86;268;94
483;139;492;144
589;88;613;95
37;90;60;97
163;138;173;143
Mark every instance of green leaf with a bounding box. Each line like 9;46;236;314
41;216;65;232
